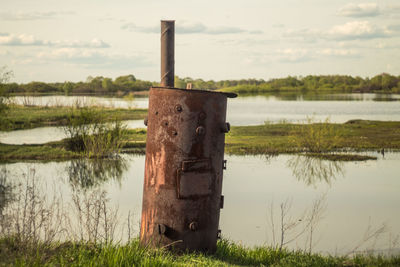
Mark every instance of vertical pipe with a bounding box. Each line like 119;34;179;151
160;20;175;87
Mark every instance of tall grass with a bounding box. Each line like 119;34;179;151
292;117;343;153
62;106;127;158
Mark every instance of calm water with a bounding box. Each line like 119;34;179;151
2;153;399;255
10;93;400;125
0;120;144;145
2;93;400;144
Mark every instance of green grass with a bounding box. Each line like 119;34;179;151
1;120;399;162
0;129;147;162
225;120;400;155
0;105;148;131
1;237;399;267
0;142;80;162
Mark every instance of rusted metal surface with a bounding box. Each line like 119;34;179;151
160;20;175;87
140;87;236;252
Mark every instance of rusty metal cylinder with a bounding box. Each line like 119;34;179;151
140;87;235;252
160;20;175;87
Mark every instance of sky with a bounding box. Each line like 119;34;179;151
1;0;400;83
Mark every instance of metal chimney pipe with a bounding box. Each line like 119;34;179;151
160;20;175;87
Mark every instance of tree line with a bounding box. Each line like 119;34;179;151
2;75;154;96
1;73;400;96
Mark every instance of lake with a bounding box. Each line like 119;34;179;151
1;93;400;255
2;152;399;255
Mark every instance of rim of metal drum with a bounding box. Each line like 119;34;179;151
150;86;237;98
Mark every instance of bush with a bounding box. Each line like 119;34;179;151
292;117;343;153
0;67;13;128
62;107;127;158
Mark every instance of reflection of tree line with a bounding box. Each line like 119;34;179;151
0;164;134;245
287;155;344;187
0;156;129;220
262;153;345;187
67;157;128;189
0;167;14;217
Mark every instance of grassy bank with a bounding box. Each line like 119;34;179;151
1;237;399;267
225;120;400;155
0;105;147;131
1;120;399;162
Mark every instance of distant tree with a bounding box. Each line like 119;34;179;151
0;66;13;127
23;82;58;94
381;73;398;90
63;81;74;95
174;76;186;88
115;75;136;84
102;78;115;92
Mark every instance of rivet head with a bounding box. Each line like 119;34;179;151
199;112;206;120
175;105;183;112
189;221;198;231
196;126;205;136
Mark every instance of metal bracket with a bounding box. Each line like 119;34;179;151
223;160;227;170
221;122;230;133
177;159;212;199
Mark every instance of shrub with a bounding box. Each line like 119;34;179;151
62;107;127;158
292;117;343;153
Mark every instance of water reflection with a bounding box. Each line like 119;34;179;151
67;157;128;189
239;92;400;102
0;167;13;216
286;155;344;186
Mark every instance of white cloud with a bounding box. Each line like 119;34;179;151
0;33;110;48
388;24;400;33
36;48;152;69
276;48;312;63
284;21;397;42
121;21;262;35
317;48;360;57
383;4;400;18
338;3;380;18
53;39;110;48
0;11;74;21
0;33;50;46
327;21;389;40
283;28;322;43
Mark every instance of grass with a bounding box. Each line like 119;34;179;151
1;120;399;162
225;120;400;156
0;105;147;131
1;237;399;267
0;129;146;162
0;142;80;162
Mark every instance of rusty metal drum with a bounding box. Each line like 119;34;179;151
140;86;236;252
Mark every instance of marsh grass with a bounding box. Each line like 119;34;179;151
62;106;127;158
0;104;147;131
291;117;344;153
